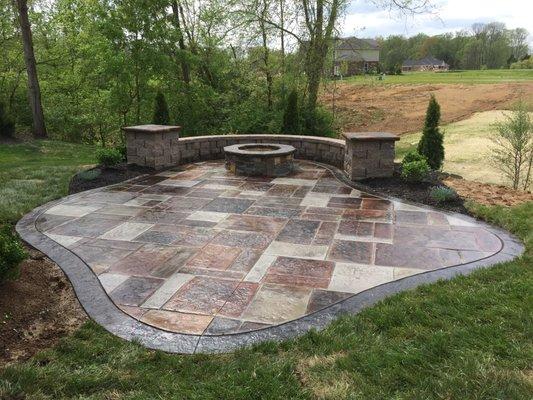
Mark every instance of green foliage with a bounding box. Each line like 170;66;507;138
302;106;337;137
402;150;427;164
0;225;26;283
96;148;123;167
401;159;431;181
418;95;445;170
78;169;101;181
0;102;15;138
152;92;170;125
281;89;300;134
510;58;533;69
490;100;533;190
429;185;458;203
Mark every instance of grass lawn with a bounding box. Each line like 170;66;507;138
0;140;97;225
343;69;533;85
395;110;533;186
0;140;532;399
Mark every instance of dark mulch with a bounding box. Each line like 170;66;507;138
355;171;469;214
69;163;154;194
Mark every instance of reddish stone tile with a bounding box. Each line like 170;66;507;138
327;197;362;209
374;223;393;240
305;207;344;215
342;209;392;222
202;197;254;214
265;257;334;288
218;282;259;318
361;198;392;211
150;247;197;278
118;305;148;319
141;310;213;334
228;249;262;273
219;214;286;235
328;240;373;264
164;276;240;315
312;185;352;195
337;221;373;237
185;244;241;270
313;222;339;245
266;184;299;197
185;188;226;199
245;206;303;218
179;266;245;280
292;186;312;198
109;244;179;276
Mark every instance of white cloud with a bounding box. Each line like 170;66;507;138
341;0;533;42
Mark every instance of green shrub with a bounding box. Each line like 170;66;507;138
418;94;445;170
281;88;300;134
0;225;27;283
96;148;123;167
429;185;458;203
402;150;427;164
0;101;15;138
153;91;170;125
401;159;430;182
302;106;336;137
78;169;102;181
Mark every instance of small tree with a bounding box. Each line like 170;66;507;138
418;94;445;170
0;102;15;138
152;91;170;125
281;88;299;134
490;101;533;190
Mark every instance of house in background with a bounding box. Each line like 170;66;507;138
402;56;449;72
333;37;380;76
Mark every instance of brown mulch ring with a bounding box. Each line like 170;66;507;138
0;247;87;365
444;177;533;207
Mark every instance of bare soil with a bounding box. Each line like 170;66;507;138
323;83;533;134
0;247;87;365
69;164;153;194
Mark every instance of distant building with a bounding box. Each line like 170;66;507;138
333;37;380;76
402;56;449;72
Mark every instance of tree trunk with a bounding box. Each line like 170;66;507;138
171;0;191;84
15;0;47;138
260;0;273;110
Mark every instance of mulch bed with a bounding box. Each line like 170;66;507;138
69;163;154;194
355;171;470;215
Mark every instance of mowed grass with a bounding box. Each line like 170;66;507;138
0;139;532;399
396;110;533;186
0;140;97;224
344;69;533;85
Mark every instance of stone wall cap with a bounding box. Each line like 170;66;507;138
343;132;400;141
122;124;181;133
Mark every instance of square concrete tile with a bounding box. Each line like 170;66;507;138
306;289;352;313
211;230;273;250
328;240;373;264
375;243;442;269
243;254;277;282
109;244;180;276
48;214;128;238
241;283;311;324
36;214;74;232
265;256;334;288
228;249;262;273
75;245;133;274
164;276;240;315
186;211;229;223
218;214;286;235
97;205;144;217
328;263;394;293
110;276;164;306
245;206;303;219
202;198;254;214
45;204;102;217
265;242;328;260
100;222;154;241
98;273;130;292
204;317;243;335
45;233;83;248
275;219;321;245
158;179;201;187
270;178;317;186
141;273;194;309
141;310;213;334
218;282;259;318
185;244;241;270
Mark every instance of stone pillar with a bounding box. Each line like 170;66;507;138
343;132;399;180
122;124;181;169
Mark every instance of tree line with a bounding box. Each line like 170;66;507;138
3;2;525;144
379;22;530;73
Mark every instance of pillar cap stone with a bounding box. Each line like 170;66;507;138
343;132;399;141
122;124;181;134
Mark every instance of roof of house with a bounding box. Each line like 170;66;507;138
335;37;379;51
403;56;449;67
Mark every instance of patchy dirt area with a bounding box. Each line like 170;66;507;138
69;164;152;194
444;177;533;207
323;82;533;134
0;247;86;365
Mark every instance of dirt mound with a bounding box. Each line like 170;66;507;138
0;248;86;365
323;83;533;134
444;177;533;207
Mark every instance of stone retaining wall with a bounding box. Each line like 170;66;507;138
177;135;345;168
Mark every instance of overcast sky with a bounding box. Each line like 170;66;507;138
341;0;533;43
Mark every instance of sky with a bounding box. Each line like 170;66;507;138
341;0;533;43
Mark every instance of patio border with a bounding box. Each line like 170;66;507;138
16;161;524;354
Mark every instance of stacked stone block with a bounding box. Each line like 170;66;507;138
343;132;399;180
122;124;181;169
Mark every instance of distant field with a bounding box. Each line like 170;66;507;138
342;69;533;85
396;110;533;186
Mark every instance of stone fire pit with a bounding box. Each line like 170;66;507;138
224;143;296;177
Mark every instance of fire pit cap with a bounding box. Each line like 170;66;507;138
224;143;296;157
